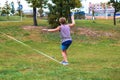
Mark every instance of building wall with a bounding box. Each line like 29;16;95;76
88;2;114;16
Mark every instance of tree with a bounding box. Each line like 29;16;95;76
48;0;81;28
11;2;15;15
17;1;23;16
92;8;95;23
38;0;48;17
26;0;48;26
38;8;43;17
108;0;120;25
1;1;11;19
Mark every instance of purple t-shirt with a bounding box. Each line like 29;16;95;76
60;24;72;43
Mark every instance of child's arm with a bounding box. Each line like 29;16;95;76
69;13;75;28
42;26;60;32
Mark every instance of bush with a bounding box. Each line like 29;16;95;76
48;14;60;28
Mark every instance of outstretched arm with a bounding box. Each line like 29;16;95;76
42;26;60;32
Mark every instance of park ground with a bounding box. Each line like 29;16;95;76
0;17;120;80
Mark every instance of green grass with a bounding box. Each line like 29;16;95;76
0;18;120;80
0;16;22;21
76;19;120;31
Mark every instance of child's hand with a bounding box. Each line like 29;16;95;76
42;29;48;32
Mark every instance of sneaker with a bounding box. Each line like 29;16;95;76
61;61;69;65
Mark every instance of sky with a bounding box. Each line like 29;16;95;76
0;0;110;12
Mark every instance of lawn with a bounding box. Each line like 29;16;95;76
0;17;120;80
0;16;22;21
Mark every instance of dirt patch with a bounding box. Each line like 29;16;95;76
22;26;45;30
74;28;114;38
22;26;46;41
22;26;116;38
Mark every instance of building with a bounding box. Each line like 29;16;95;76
79;0;117;19
89;2;114;16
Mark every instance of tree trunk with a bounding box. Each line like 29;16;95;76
68;8;71;23
33;7;38;26
113;12;116;25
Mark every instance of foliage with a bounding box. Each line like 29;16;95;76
1;1;11;18
38;8;43;17
17;1;23;16
108;0;120;25
48;0;82;28
25;0;48;26
108;0;120;12
38;0;48;17
10;2;15;15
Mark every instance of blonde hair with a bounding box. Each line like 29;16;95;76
59;17;66;24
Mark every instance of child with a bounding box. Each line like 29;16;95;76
42;14;75;65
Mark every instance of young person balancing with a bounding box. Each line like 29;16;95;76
42;14;75;65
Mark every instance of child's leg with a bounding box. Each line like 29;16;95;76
62;50;68;62
61;40;72;62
